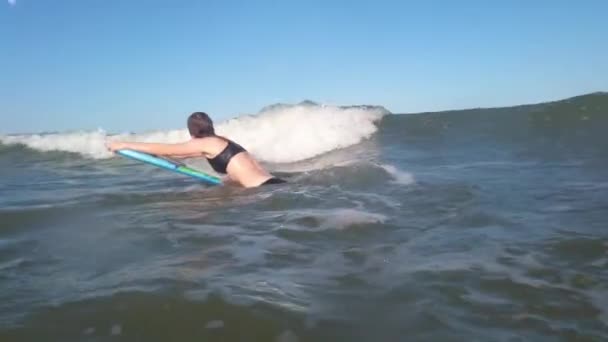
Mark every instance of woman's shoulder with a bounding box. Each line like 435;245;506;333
190;136;230;152
191;136;229;144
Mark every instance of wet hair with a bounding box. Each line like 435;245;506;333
187;112;215;138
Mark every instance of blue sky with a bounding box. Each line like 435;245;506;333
1;0;607;134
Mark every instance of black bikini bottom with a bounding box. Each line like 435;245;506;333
261;178;287;186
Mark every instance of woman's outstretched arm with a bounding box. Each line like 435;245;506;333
106;140;203;157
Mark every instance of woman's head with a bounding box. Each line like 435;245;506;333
187;112;215;138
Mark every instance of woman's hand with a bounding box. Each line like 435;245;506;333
105;140;128;152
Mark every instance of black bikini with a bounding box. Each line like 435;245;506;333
206;139;286;186
261;177;287;186
206;140;246;174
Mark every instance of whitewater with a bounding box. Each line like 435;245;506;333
0;102;389;163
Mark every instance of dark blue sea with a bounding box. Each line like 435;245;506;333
1;93;607;341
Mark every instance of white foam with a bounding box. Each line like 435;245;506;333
322;208;387;230
216;103;387;163
286;208;387;230
0;129;190;160
379;164;415;185
0;102;388;163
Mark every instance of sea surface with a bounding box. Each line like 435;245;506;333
1;93;607;341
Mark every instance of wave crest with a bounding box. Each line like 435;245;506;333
0;102;389;162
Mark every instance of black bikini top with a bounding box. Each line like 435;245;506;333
206;139;246;174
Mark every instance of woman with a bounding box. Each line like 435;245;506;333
106;112;285;188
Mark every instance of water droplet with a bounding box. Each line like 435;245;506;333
110;324;122;336
205;320;225;329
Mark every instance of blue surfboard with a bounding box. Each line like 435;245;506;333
116;149;222;186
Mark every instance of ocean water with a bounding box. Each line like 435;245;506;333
1;93;607;341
